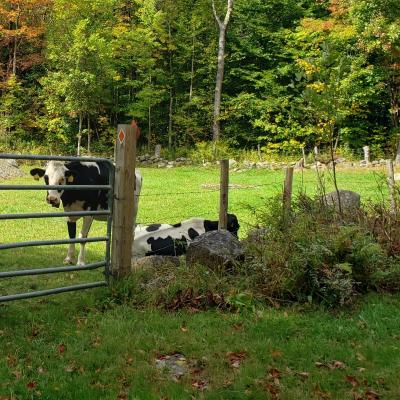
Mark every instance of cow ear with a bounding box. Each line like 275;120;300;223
65;170;77;184
30;168;45;181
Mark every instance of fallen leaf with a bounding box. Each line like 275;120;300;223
64;363;76;373
265;383;280;399
226;351;247;369
26;381;37;390
192;379;208;391
295;371;310;379
356;352;366;362
180;326;188;333
351;389;363;400
375;378;385;385
267;367;282;386
12;370;22;380
126;358;133;365
29;327;40;339
58;344;66;354
345;375;359;387
314;388;331;399
328;360;346;369
365;389;380;400
315;360;346;369
358;368;366;373
37;367;45;374
271;349;282;359
6;355;17;367
233;323;244;331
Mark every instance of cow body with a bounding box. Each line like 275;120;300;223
30;160;142;266
132;214;239;259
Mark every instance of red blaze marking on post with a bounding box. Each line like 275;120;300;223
118;129;125;144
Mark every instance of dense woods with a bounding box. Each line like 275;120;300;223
0;0;399;158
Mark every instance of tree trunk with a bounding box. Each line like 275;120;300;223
148;105;152;151
189;35;195;102
212;0;233;143
77;112;82;156
87;114;91;155
168;23;173;152
390;79;400;163
168;92;173;151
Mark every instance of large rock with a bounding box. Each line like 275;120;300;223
186;230;244;272
0;159;24;180
324;190;360;211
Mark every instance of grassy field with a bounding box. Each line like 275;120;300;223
1;165;399;399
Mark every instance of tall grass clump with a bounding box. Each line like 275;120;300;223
242;194;400;307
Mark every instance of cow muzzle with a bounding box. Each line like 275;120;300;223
47;195;60;208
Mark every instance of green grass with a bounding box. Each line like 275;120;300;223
1;165;399;399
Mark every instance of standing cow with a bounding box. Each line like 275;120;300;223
30;160;142;266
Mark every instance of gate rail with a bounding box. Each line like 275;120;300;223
0;153;115;302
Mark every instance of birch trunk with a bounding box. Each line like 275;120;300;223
77;112;82;156
87;115;91;155
212;0;233;143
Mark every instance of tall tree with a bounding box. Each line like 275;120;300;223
212;0;233;143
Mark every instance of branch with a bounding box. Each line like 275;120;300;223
212;0;222;28
223;0;234;27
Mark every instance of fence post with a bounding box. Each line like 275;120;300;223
282;166;294;222
111;124;137;278
363;145;370;165
387;159;396;215
219;159;229;230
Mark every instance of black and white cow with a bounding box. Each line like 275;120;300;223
30;160;142;266
132;214;239;259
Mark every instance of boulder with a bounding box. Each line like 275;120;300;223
186;230;244;272
324;190;360;211
0;159;24;180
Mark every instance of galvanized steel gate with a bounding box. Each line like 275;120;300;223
0;154;115;302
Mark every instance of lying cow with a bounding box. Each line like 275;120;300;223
30;160;142;266
132;214;239;259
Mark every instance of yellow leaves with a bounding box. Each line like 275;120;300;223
307;82;326;93
296;58;320;76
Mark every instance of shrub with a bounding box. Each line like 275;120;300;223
243;194;396;307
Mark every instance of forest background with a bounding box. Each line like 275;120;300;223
0;0;399;161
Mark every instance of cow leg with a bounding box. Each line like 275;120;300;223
77;216;94;266
64;220;77;265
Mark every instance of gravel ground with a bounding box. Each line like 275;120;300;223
0;159;25;180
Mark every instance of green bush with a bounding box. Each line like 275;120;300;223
243;194;395;307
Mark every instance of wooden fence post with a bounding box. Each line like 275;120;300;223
283;166;294;222
219;159;229;230
111;124;137;278
363;145;370;165
387;159;396;215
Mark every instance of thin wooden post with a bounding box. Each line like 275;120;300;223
111;124;137;278
363;145;370;165
387;160;396;215
219;159;229;230
283;166;294;221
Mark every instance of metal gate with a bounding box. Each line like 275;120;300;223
0;153;115;302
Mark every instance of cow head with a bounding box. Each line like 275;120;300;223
227;214;240;237
30;161;77;208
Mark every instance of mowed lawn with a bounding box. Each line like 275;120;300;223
1;165;399;399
